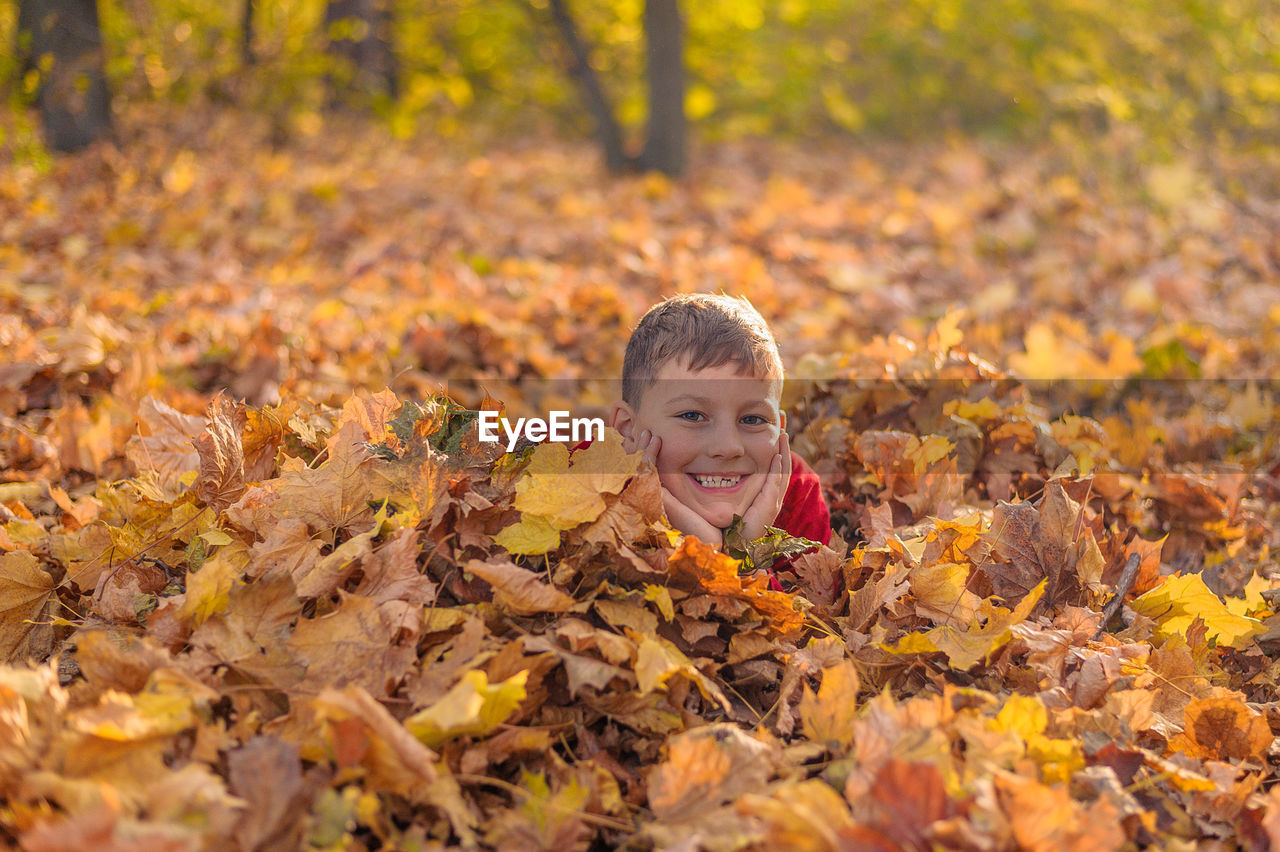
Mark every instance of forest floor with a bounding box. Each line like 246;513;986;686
2;103;1280;848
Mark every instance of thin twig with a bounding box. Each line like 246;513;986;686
1094;553;1141;640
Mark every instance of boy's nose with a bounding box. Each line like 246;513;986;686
709;423;745;458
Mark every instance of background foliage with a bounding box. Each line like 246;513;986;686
4;0;1280;149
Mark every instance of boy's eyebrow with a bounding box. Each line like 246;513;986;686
664;393;778;409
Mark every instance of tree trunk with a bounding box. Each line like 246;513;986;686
640;0;685;177
16;0;38;77
324;0;398;100
17;0;112;153
544;0;630;173
242;0;257;66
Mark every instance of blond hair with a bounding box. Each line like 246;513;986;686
621;294;783;407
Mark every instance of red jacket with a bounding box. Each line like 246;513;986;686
764;451;831;590
775;451;832;547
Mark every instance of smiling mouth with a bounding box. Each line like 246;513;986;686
690;473;745;490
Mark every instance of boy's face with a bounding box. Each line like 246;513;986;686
611;357;785;530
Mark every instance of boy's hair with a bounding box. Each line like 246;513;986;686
622;293;784;407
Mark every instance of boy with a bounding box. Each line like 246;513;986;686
608;294;831;558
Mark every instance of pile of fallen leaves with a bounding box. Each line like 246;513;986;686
2;103;1280;849
3;357;1278;848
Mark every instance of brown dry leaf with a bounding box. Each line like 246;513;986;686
186;573;304;688
338;388;402;448
465;557;576;615
247;517;321;580
74;629;173;695
352;526;436;606
270;420;378;532
864;760;965;850
580;468;663;546
226;736;310;851
286;593;415;698
985;482;1091;607
1167;695;1272;763
790;542;845;609
193;393;248;512
648;724;774;822
0;550;55;662
995;772;1126;851
124;396;204;487
310;686;477;842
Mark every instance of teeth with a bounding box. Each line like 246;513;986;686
693;474;741;488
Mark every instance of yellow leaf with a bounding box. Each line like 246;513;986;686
799;660;860;750
644;584;675;621
405;669;528;748
888;580;1046;669
494;515;561;556
1131;573;1264;648
991;693;1047;740
511;431;639;532
179;543;246;627
1225;573;1271;619
909;560;979;625
631;633;732;712
197;529;233;547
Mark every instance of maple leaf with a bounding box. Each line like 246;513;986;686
186;573;304;688
1167;695;1272;762
1130;573;1265;647
647;724;775;823
310;686;477;842
889;579;1046;669
496;431;639;555
984;480;1104;609
287;592;416;698
124;396;204;489
667;537;806;636
339;388;403;448
269;420;380;533
798;659;860;750
0;551;56;662
404;669;528;748
464;557;576;615
193;392;248;512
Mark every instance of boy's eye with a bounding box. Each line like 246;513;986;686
740;415;767;426
677;411;705;422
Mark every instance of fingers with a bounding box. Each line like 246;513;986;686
622;429;661;467
660;485;723;545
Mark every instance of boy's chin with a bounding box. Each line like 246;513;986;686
695;505;739;530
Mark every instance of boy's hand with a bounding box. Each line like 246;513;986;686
739;430;791;542
623;428;724;546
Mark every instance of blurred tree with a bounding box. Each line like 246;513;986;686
242;0;257;66
641;0;684;176
325;0;398;101
545;0;685;176
15;0;112;152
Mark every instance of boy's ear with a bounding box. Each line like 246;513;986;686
779;410;787;431
609;401;636;439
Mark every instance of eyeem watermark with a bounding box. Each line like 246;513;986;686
477;410;605;451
